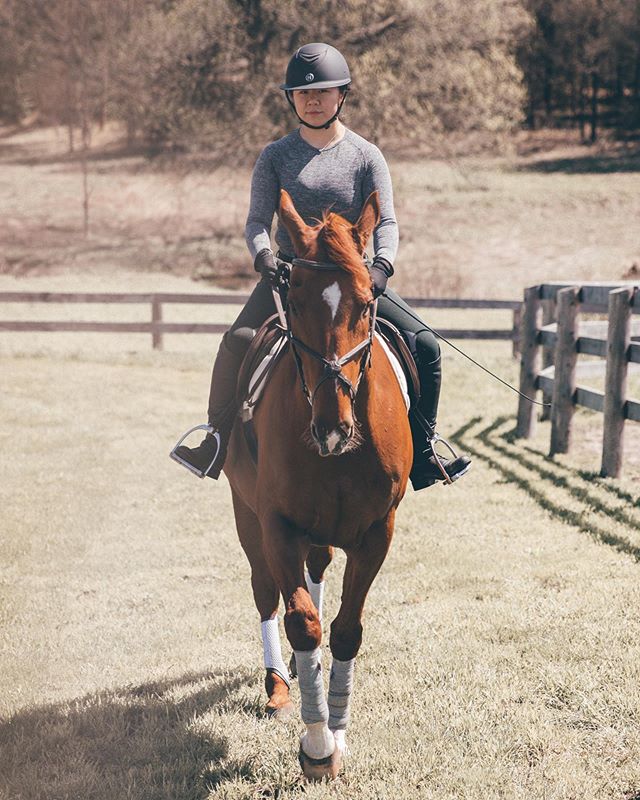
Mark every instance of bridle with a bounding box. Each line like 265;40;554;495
274;258;377;408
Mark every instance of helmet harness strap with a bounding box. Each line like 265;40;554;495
285;88;349;130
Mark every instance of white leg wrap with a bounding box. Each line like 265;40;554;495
294;648;329;725
261;617;290;685
328;657;355;731
305;572;325;621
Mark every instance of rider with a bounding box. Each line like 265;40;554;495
172;42;471;490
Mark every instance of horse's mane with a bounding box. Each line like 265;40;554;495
318;212;372;294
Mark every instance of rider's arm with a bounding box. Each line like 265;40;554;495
245;146;279;261
362;146;399;267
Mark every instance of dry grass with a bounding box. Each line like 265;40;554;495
2;125;640;799
1;286;640;797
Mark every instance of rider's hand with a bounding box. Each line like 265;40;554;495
254;248;279;285
370;255;394;298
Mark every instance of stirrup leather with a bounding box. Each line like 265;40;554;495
426;433;461;485
169;423;220;479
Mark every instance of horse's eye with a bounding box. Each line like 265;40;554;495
289;303;297;317
361;305;370;319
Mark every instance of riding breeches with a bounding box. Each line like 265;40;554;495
208;278;442;430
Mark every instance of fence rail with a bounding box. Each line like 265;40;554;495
0;291;523;355
516;281;640;477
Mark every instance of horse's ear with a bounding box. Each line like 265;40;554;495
279;190;309;255
353;191;381;254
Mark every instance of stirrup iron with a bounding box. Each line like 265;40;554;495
169;423;219;479
427;433;460;485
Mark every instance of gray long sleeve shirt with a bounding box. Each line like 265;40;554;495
245;128;399;264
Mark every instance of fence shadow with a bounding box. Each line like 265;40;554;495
452;415;640;562
0;667;273;800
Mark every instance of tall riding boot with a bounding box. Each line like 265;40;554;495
171;336;244;479
409;354;471;490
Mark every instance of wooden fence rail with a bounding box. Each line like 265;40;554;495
516;281;640;478
0;291;523;355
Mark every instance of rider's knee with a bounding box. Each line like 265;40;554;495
414;329;440;365
224;327;255;359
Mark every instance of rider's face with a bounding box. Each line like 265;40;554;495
292;88;342;127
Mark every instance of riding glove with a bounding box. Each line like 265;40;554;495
254;248;280;285
370;255;394;298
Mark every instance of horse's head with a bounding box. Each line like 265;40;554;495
278;189;380;456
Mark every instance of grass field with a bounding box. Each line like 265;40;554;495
2;125;640;799
1;281;640;798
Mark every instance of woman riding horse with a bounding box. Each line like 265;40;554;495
172;42;471;489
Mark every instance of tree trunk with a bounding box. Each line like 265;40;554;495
590;70;599;143
579;72;587;142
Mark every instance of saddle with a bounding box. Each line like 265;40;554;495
236;313;288;417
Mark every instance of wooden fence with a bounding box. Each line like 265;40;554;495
0;291;523;355
516;281;640;477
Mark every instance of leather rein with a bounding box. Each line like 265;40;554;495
273;258;377;408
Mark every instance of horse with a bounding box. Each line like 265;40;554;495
223;188;413;780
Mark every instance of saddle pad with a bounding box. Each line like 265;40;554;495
242;336;288;419
375;332;410;411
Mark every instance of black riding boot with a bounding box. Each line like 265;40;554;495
171;336;244;479
409;354;471;491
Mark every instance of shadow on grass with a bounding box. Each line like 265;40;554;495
452;415;640;563
515;148;640;174
0;667;271;800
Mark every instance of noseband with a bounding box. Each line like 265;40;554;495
283;258;377;408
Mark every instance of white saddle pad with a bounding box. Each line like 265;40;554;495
375;332;410;411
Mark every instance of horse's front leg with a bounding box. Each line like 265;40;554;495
262;512;340;780
306;545;333;622
288;545;334;680
329;513;395;756
231;491;292;718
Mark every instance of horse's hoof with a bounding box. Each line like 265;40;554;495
298;745;342;781
265;699;295;720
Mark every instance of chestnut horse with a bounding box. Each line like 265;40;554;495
224;189;413;780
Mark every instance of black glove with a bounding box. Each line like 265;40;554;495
254;248;279;285
370;255;394;298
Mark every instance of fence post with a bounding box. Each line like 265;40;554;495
516;286;542;438
600;287;633;477
511;305;522;359
152;296;163;350
540;298;556;421
550;286;579;456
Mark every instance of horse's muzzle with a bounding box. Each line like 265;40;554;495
311;420;354;457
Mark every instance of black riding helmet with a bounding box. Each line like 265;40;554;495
281;43;351;130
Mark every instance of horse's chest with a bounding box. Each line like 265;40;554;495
290;477;372;546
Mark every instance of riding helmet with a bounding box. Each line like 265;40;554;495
280;43;351;92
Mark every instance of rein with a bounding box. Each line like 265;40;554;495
274;258;377;408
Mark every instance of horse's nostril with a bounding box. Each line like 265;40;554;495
339;421;353;439
310;422;319;441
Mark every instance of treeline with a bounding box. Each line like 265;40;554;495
0;0;638;156
518;0;640;141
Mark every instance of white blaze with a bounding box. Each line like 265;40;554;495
325;430;342;453
322;282;341;322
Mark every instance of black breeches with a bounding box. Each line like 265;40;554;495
377;288;441;428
